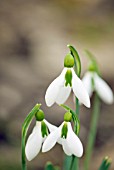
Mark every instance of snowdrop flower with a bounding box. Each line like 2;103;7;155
45;53;90;108
25;110;57;161
42;112;83;157
82;71;114;104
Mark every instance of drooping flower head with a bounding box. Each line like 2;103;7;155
82;50;114;104
25;109;57;161
45;53;90;108
42;112;83;157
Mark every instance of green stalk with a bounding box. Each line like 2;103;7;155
84;94;100;170
72;98;80;170
21;104;41;170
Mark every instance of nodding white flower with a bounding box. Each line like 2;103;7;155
25;119;57;161
42;121;83;157
45;67;90;108
82;71;114;104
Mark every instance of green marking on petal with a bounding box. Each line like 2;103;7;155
65;69;72;87
61;122;68;139
41;121;48;137
91;75;95;89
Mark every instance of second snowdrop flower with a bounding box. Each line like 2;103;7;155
82;71;114;104
25;109;57;161
45;53;90;108
42;112;83;157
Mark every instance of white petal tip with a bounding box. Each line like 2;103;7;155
25;148;36;161
45;96;53;107
106;93;114;105
45;101;52;107
86;100;91;108
26;156;33;161
77;152;83;158
83;97;91;108
42;145;48;153
78;147;83;157
105;97;114;105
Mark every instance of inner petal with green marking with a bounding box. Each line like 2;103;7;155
65;69;72;87
41;121;48;137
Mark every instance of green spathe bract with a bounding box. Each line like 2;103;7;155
64;53;74;68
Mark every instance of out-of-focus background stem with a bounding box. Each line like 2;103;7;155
84;94;100;170
0;1;114;170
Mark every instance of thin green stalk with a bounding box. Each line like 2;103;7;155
84;94;100;170
70;156;75;170
21;104;41;170
72;97;80;170
76;98;79;115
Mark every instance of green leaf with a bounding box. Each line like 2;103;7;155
99;156;112;170
45;162;60;170
45;162;55;170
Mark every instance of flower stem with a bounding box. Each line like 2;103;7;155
70;155;75;170
21;104;41;170
84;94;100;170
72;97;80;170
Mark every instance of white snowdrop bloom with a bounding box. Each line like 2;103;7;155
45;67;90;108
25;119;57;161
42;121;83;157
82;71;114;104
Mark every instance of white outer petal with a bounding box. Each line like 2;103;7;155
56;85;71;104
42;129;60;152
61;138;72;156
25;122;43;161
82;72;93;97
44;119;57;132
72;69;90;108
94;73;114;104
66;122;83;157
45;68;66;107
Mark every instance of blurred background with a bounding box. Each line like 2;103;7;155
0;0;114;170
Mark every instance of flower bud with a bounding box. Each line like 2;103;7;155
64;112;72;122
64;53;74;68
35;109;45;121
